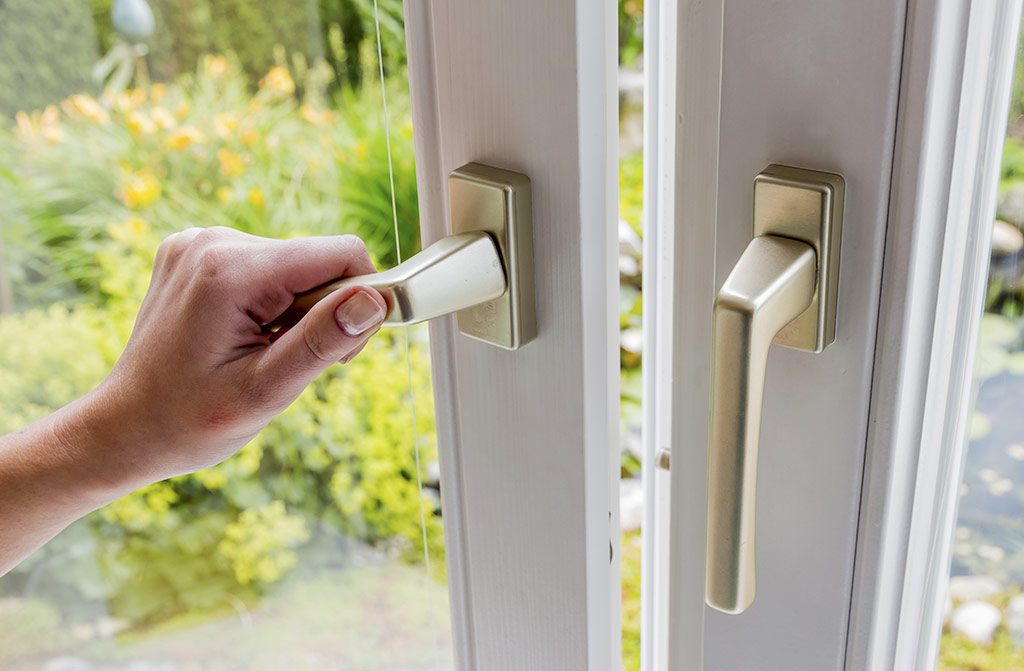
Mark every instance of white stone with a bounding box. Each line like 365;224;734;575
978;545;1006;562
989;478;1014;496
992;219;1024;255
950;600;1002;644
621;328;643;354
620;478;643;533
1006;594;1024;646
949;575;1002;602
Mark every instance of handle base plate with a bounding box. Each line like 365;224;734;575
753;164;845;353
449;163;536;350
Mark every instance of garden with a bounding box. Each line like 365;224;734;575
0;0;453;668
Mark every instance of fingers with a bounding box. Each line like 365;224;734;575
253;234;379;294
255;284;387;395
152;228;381;327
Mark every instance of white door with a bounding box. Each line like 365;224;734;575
648;0;1023;670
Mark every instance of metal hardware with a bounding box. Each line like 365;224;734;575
450;163;536;350
268;163;536;350
705;165;844;615
267;231;506;329
656;448;671;471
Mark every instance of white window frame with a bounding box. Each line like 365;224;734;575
404;1;621;669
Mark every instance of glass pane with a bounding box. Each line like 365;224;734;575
938;13;1024;669
618;1;644;670
0;1;453;668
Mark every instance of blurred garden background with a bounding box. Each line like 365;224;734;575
0;0;447;668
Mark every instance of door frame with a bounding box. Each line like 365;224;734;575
404;1;620;669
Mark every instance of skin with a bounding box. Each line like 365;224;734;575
0;226;388;576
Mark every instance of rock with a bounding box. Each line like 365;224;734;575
1007;594;1024;646
948;575;1002;602
619;219;643;259
620;478;643;533
998;183;1024;229
992;220;1024;255
950;600;1002;644
42;658;92;671
621;328;643;354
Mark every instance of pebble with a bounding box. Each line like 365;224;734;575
950;600;1002;644
948;575;1001;602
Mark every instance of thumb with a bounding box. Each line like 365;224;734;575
259;285;387;388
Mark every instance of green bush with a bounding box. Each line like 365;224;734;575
0;59;437;629
89;0;406;94
0;55;417;309
0;0;101;118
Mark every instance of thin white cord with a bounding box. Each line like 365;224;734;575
372;1;441;667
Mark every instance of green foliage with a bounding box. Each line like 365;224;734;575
621;530;641;671
1009;12;1024;128
619;0;644;67
88;0;405;93
1002;137;1024;183
939;627;1024;671
0;599;74;664
0;58;437;630
0;0;101;118
0;56;416;308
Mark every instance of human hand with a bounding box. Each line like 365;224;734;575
80;226;387;492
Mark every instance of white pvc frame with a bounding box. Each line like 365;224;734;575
848;1;1022;669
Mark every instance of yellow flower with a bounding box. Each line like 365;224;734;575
62;94;109;124
205;55;229;78
259;66;295;98
355;140;368;162
126;110;156;134
113;88;146;113
401;119;414;138
248;187;264;209
150;106;177;130
216;186;232;203
165;126;207;150
240;128;259;145
247;97;264;114
119;169;161;209
300;105;337;126
175;101;190;119
107;217;149;243
213;113;238;139
217;148;246;177
151;83;167;103
14;106;64;145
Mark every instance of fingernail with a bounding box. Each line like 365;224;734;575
335;290;385;336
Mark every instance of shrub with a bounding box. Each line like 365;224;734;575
0;0;101;119
0;59;437;628
0;56;417;308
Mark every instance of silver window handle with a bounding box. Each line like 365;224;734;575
705;165;845;614
267;162;536;351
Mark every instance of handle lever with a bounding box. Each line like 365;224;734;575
267;231;507;330
705;235;816;614
704;165;844;615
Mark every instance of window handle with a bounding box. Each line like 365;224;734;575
269;230;506;328
268;162;536;350
705;165;845;614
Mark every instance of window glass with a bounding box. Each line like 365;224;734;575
0;1;452;668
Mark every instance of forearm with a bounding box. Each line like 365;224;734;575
0;388;135;576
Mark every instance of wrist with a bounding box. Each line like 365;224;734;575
49;383;154;507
